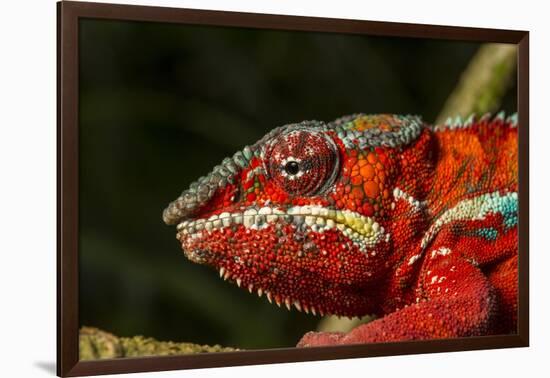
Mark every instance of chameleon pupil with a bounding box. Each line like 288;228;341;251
284;161;300;175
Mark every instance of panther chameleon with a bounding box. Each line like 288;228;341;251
163;113;518;346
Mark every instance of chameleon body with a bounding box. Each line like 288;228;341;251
163;113;518;346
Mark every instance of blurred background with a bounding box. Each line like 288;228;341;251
79;18;517;351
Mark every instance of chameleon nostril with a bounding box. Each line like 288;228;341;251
232;187;241;203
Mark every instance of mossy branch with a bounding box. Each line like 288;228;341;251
436;43;517;124
79;327;238;360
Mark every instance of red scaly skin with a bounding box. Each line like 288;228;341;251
163;113;518;346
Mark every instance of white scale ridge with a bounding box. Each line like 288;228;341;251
392;187;427;211
177;205;387;250
420;190;518;249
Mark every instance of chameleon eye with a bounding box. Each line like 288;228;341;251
265;129;339;196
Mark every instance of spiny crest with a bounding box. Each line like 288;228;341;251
432;111;518;132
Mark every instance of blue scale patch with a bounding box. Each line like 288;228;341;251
475;227;499;241
500;195;518;229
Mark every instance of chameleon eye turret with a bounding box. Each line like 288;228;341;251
264;126;340;196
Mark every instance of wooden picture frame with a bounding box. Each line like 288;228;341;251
57;1;529;376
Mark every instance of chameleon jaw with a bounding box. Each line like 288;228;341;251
175;205;389;317
212;258;375;317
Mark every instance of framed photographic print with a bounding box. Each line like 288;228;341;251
57;1;529;376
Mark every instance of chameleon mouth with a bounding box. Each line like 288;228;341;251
176;205;387;250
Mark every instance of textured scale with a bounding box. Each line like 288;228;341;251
163;113;518;346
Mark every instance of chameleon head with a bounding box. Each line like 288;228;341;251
163;115;423;317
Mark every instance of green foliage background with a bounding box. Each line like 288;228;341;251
79;18;517;350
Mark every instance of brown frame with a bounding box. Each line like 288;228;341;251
57;1;530;376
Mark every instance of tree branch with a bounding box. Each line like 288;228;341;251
79;327;238;360
436;43;517;124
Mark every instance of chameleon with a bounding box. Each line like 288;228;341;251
162;113;518;346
